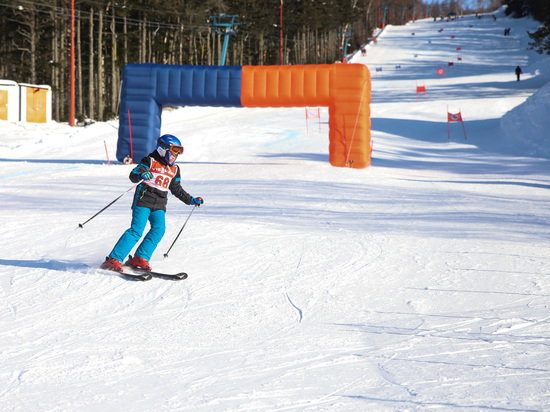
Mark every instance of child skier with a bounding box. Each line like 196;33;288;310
102;134;203;272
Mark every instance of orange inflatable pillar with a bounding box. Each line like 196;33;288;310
241;64;371;169
329;64;371;168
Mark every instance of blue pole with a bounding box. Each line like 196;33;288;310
220;33;230;65
343;36;349;60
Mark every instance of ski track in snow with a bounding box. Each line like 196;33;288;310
1;7;550;411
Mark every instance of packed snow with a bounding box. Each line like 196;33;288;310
1;7;550;411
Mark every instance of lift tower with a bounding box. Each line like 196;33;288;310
208;14;241;66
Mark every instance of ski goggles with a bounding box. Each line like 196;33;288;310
169;145;184;155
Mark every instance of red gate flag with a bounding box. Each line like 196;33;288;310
305;107;321;134
447;112;462;122
306;107;320;119
447;106;467;140
416;81;427;100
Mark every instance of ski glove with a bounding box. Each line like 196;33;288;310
191;197;204;207
141;171;153;181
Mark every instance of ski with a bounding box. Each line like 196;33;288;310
150;271;188;280
125;256;188;280
98;266;152;281
128;267;188;281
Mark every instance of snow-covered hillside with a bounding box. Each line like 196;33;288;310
1;7;549;411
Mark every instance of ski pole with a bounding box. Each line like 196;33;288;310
77;181;142;229
163;206;196;258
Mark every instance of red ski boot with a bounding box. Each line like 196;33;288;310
126;255;152;271
101;257;123;272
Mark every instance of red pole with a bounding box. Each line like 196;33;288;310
104;140;110;165
461;118;467;140
317;108;321;133
343;115;350;166
280;0;283;65
447;106;451;140
128;109;134;163
70;0;75;126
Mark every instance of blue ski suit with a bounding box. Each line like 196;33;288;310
108;151;193;263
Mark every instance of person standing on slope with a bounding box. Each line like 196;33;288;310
515;65;522;81
102;134;203;272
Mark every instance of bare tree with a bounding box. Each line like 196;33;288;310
88;7;95;120
97;8;104;121
77;9;84;120
9;4;46;84
111;4;118;117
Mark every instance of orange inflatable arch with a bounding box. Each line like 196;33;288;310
241;64;372;168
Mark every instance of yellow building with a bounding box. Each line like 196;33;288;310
0;80;51;123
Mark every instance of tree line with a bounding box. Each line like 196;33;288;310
503;0;550;54
1;0;495;124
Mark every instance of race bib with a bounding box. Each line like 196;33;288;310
144;159;177;192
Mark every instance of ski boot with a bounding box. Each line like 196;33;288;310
126;255;152;271
101;257;123;272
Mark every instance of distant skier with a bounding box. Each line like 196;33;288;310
515;65;522;81
102;134;203;272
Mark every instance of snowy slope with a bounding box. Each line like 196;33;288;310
501;80;550;157
1;8;550;411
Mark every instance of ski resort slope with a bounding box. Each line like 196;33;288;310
1;7;550;412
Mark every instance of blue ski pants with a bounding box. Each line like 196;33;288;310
109;206;166;262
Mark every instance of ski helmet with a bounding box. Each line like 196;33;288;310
156;134;183;165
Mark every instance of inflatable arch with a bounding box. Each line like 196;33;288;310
117;63;371;168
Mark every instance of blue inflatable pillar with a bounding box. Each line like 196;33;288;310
117;64;242;163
